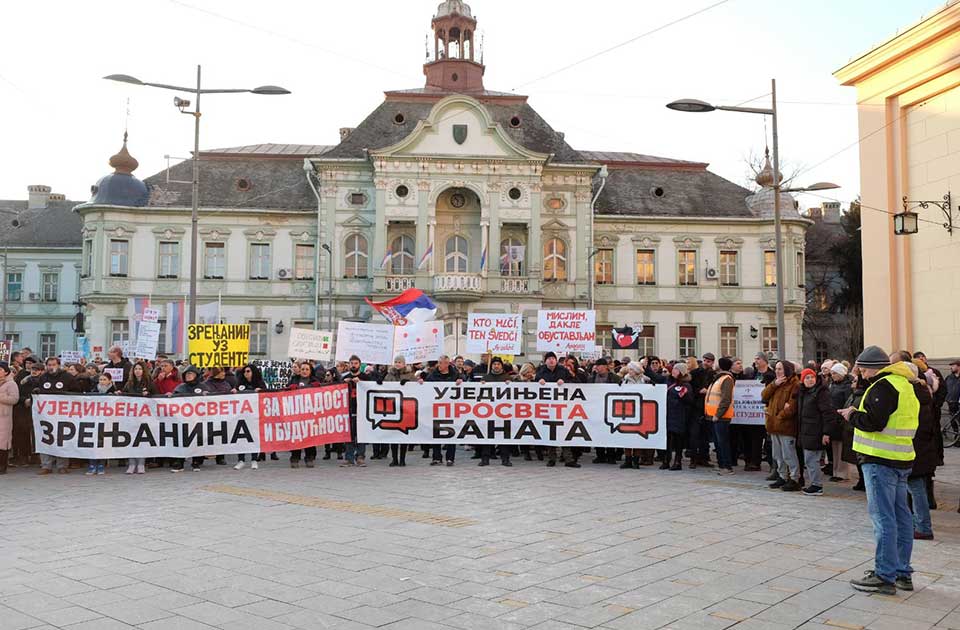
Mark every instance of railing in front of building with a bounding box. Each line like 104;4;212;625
385;275;417;292
434;273;483;292
499;277;529;294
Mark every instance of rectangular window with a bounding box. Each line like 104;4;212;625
110;239;129;277
594;248;614;285
158;241;180;278
110;320;130;346
249;320;268;356
635;249;655;285
39;333;57;359
815;340;828;364
679;325;697;358
157;319;167;355
204;243;225;280
720;326;739;359
6;272;23;302
763;251;777;287
719;251;738;286
796;251;806;287
762;326;778;357
295;244;315;280
638;325;656;357
82;239;93;277
249;243;271;280
41;272;59;302
678;250;697;286
3;333;20;347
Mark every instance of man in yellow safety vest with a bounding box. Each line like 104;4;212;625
705;356;736;475
839;345;920;596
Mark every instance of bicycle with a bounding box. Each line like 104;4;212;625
942;409;960;449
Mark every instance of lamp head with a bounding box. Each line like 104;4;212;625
251;85;291;95
666;99;716;113
103;74;144;86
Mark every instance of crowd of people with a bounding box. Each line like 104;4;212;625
0;343;952;570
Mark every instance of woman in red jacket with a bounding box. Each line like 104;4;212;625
154;360;181;396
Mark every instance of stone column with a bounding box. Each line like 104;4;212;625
415;180;431;290
372;179;388;292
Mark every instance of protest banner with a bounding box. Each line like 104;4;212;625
0;340;10;363
252;360;294;391
287;328;333;361
104;368;125;384
60;350;84;364
358;382;666;449
32;384;350;459
335;321;394;365
466;313;522;355
142;307;160;323
536;310;596;353
135;321;161;360
732;381;766;425
187;324;249;368
336;320;444;365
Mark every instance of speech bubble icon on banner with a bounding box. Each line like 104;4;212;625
604;392;658;438
366;390;419;434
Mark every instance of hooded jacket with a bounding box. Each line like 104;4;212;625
383;366;415;384
848;361;920;469
666;376;695;435
173;367;204;395
762;375;800;436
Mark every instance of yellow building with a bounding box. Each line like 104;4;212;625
835;1;960;361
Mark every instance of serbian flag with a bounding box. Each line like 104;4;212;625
611;326;640;350
417;244;433;270
165;301;185;354
365;288;437;326
127;297;150;340
479;245;488;271
379;246;393;271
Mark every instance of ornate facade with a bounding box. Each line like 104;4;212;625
76;1;810;362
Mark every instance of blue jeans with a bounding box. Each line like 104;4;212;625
862;463;914;584
907;476;933;536
345;442;366;462
712;421;732;469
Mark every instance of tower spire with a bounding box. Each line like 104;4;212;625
424;1;485;92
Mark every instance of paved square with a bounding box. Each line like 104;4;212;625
2;450;960;630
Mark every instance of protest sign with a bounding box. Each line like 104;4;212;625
60;350;84;364
0;340;10;363
135;321;161;360
358;382;666;449
32;384;350;459
466;313;522;355
536;310;596;353
732;381;766;425
77;337;92;361
252;360;294;391
335;321;394;365
187;324;249;368
336;320;444;365
287;328;333;361
581;345;604;360
104;368;125;384
142;307;160;323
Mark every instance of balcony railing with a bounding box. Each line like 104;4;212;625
385;275;417;292
500;277;529;294
433;273;483;292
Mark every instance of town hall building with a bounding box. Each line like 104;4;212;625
74;0;811;363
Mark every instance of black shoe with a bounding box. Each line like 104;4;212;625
821;464;833;476
670;462;682;471
895;576;914;591
659;461;670;470
422;451;431;458
501;461;513;467
389;461;399;467
446;460;454;467
851;571;896;595
270;453;279;460
765;471;780;482
524;453;533;461
781;480;801;492
620;459;633;470
216;456;226;465
802;485;823;496
592;457;604;464
399;460;406;467
853;482;866;492
564;462;581;468
546;460;556;467
769;479;787;489
829;476;844;483
430;460;442;466
478;460;489;467
322;453;331;460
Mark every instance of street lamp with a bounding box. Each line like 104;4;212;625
666;80;838;362
104;67;290;325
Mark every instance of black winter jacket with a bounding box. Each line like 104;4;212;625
910;383;940;479
797;383;837;451
666;378;694;435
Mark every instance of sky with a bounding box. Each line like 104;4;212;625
0;0;944;211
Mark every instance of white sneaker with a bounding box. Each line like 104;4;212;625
125;463;136;475
251;461;258;470
234;461;245;470
135;463;145;474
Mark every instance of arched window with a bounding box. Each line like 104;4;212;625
543;238;567;282
390;235;415;275
500;238;525;276
344;234;368;279
445;235;469;273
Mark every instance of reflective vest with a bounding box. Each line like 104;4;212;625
853;371;919;462
704;374;735;419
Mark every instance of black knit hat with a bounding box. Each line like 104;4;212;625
544;351;557;361
856;345;890;369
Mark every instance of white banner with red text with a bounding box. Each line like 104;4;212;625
731;381;766;426
357;382;667;449
32;385;351;458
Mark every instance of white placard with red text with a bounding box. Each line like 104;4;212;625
466;313;522;355
536;310;596;353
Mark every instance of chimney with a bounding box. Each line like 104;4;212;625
340;127;355;141
821;201;841;224
49;193;66;202
27;185;51;209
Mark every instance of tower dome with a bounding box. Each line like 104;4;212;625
755;147;783;188
88;132;150;207
425;0;484;92
436;0;472;18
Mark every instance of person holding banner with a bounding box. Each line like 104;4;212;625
85;372;117;475
383;356;416;467
343;356;373;468
535;353;578;468
154;360;181;396
121;362;158;475
106;346;133;386
422;355;463;466
235;364;268;471
0;362;18;475
478;356;514;467
621;361;648;469
287;362;323;468
35;357;80;475
590;359;623;465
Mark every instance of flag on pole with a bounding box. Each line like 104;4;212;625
479;245;488;271
379;246;393;271
417;244;434;270
127;297;150;344
166;301;185;354
365;288;438;326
